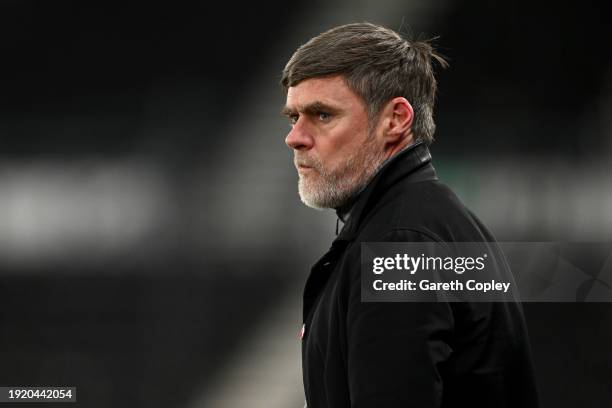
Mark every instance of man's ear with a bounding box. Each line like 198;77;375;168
381;97;414;146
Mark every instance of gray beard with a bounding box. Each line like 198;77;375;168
297;136;386;210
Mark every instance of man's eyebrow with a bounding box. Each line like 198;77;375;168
282;101;341;117
281;105;296;117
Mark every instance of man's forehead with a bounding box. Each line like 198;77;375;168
285;76;361;110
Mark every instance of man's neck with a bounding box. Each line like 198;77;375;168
384;133;414;161
335;138;419;225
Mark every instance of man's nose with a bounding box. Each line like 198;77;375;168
285;119;313;151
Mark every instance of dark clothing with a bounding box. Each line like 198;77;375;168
301;142;539;408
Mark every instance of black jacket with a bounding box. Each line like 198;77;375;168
301;142;539;408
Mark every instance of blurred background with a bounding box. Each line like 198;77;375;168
0;1;610;407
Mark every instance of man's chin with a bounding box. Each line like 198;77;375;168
298;183;331;210
297;183;329;210
297;180;354;210
299;197;328;210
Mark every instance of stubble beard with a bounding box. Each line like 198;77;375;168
295;135;386;210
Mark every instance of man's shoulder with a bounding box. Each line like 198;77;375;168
358;179;493;242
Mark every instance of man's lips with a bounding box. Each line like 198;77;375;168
297;165;314;175
295;160;315;170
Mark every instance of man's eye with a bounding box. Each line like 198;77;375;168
318;112;331;121
289;115;299;125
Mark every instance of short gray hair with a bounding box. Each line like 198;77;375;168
281;22;448;144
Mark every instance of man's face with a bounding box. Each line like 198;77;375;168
283;76;386;209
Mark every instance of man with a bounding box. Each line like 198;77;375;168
281;23;538;408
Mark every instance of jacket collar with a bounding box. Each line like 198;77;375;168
333;141;437;244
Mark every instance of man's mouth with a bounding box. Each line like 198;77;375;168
295;159;315;171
